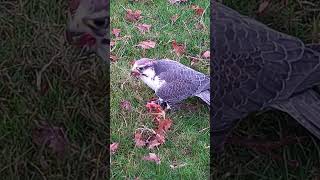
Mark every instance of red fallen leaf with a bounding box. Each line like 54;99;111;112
145;102;162;113
172;40;185;56
32;122;69;157
171;14;179;23
134;132;146;147
110;54;119;62
147;133;165;149
125;9;142;22
112;28;121;37
142;153;161;164
120;100;132;111
136;24;151;34
168;0;188;4
257;0;270;14
202;51;210;59
157;118;172;133
110;143;119;154
191;5;204;16
138;40;156;49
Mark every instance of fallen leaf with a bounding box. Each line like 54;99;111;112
136;24;151;34
191;5;204;16
110;41;115;47
169;0;187;4
110;54;119;62
195;22;204;30
110;143;119;154
202;51;210;59
157;118;172;133
120;100;132;111
134;131;146;147
126;9;142;22
171;14;179;23
257;0;270;14
172;40;185;56
190;57;199;66
112;28;121;37
147;133;165;149
32;122;69;157
142;153;161;164
138;40;156;49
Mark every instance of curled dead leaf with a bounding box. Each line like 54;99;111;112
126;9;142;22
142;153;161;164
120;100;132;111
172;40;186;56
138;40;156;49
136;24;151;34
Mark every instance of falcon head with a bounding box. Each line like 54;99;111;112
66;0;109;60
130;58;156;78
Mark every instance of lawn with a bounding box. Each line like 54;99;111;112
110;0;210;179
0;0;108;179
213;0;320;179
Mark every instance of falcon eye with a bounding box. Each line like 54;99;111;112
137;67;144;71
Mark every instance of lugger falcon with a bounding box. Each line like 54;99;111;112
131;58;210;110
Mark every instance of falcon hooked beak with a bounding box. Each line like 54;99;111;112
130;58;155;78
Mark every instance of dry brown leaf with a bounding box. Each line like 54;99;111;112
191;4;205;16
110;54;118;62
134;131;146;147
157;118;172;134
171;14;179;23
147;133;165;149
142;153;161;164
126;9;142;22
138;40;156;49
120;100;132;111
172;40;185;56
136;24;151;34
110;143;119;154
257;0;270;14
32;122;69;157
202;51;210;59
112;28;121;37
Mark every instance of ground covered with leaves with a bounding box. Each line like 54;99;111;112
110;0;210;179
213;0;320;179
0;0;108;179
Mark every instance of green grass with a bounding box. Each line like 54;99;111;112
0;0;108;179
110;0;210;179
213;0;320;179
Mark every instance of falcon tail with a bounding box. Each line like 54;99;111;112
272;89;320;140
196;90;210;105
